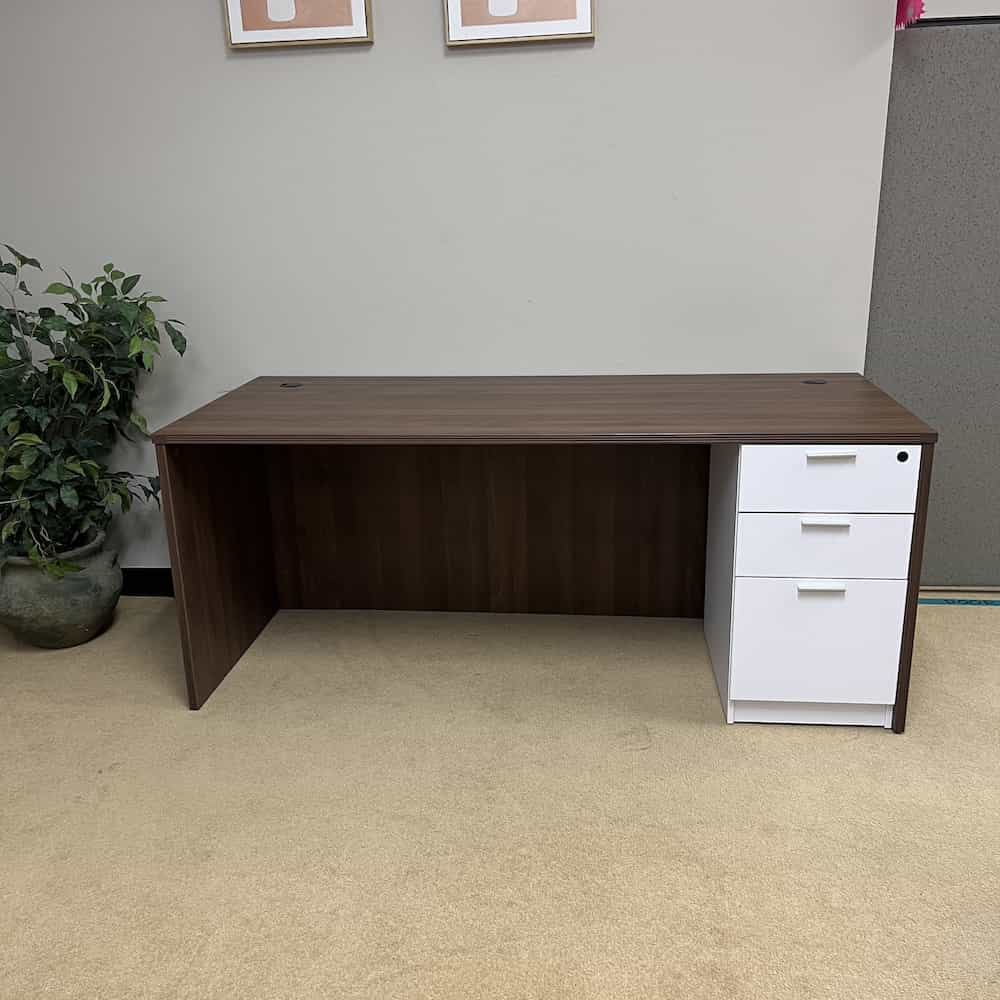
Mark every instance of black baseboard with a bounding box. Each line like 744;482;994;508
916;17;1000;27
122;567;174;597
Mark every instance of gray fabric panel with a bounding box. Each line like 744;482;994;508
866;24;1000;586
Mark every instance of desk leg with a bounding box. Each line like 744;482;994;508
157;444;278;709
893;442;935;734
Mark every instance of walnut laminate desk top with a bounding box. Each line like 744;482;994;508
152;374;937;447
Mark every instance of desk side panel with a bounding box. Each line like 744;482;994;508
892;442;935;733
704;444;740;722
157;444;278;709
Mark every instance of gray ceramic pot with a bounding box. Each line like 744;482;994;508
0;531;123;648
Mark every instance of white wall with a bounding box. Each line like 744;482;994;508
1;1;897;567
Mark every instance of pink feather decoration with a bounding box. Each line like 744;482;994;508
896;0;925;29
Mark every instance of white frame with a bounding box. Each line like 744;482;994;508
225;0;372;47
921;2;1000;17
444;0;593;46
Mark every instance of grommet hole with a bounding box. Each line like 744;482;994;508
280;382;304;389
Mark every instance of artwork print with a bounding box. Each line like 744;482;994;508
225;0;373;47
444;0;593;45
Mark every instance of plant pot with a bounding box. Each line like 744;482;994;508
0;531;123;648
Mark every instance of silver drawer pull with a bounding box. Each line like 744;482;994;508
797;580;848;594
801;516;852;529
805;450;858;462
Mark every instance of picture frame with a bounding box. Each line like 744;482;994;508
224;0;374;49
443;0;594;47
920;1;1000;16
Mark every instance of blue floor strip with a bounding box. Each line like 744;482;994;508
919;598;1000;606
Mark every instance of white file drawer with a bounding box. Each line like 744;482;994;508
735;513;913;580
729;577;907;704
738;445;921;513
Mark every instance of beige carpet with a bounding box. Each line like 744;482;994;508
2;600;998;1000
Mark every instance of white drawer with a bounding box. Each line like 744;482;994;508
738;445;920;513
735;513;913;579
730;577;907;704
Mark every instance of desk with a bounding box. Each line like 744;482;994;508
153;374;936;730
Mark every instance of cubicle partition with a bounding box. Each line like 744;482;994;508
867;21;1000;586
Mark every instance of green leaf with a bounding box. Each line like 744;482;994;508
104;263;113;274
5;465;31;481
129;411;149;435
64;459;84;475
44;560;82;579
101;282;116;299
111;270;124;281
119;300;140;321
121;274;140;295
81;282;93;296
143;295;166;303
60;484;80;509
2;245;42;269
19;447;39;469
164;321;187;355
128;335;142;357
13;433;44;447
44;281;74;296
62;371;79;398
39;460;61;483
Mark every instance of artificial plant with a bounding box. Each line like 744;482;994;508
0;243;187;576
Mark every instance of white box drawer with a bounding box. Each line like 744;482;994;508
739;445;920;513
735;513;913;579
730;577;907;704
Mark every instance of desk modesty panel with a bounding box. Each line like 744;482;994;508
153;375;936;731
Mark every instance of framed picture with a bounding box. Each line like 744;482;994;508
443;0;594;46
224;0;373;48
